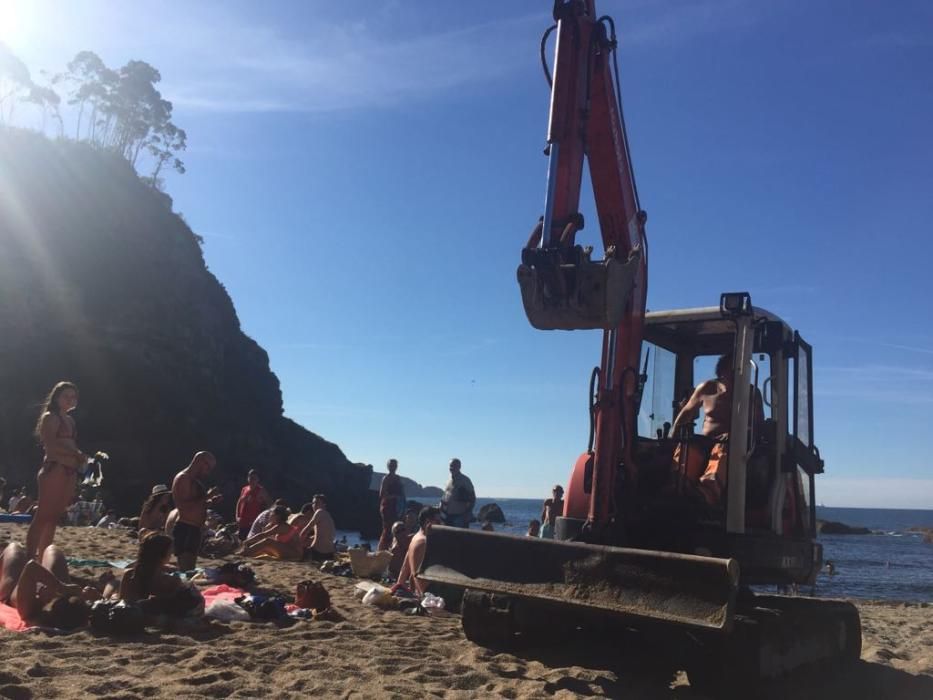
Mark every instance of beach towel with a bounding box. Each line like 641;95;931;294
0;603;31;632
202;584;247;607
66;558;133;569
0;513;32;524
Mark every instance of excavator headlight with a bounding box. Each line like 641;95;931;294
720;292;753;316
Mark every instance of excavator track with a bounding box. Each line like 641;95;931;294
684;593;861;696
421;528;861;695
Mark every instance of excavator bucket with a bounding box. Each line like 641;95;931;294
517;247;641;331
420;526;739;632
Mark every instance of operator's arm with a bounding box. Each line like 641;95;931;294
670;381;713;436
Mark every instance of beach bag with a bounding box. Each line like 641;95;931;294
138;586;205;618
236;594;288;621
216;562;256;589
295;580;330;612
348;548;392;578
89;599;145;635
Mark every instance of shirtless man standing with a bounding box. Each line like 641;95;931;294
393;506;442;596
171;451;219;572
299;494;336;561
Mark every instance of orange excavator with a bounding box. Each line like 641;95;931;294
420;1;861;694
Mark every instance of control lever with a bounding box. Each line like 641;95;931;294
663;421;671;439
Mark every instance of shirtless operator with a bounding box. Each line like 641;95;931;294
669;353;763;506
671;353;735;440
171;451;219;571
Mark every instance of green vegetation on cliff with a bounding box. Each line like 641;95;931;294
0;129;378;535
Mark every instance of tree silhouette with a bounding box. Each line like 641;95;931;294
2;44;188;188
0;43;33;124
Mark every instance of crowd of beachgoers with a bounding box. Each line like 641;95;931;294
0;381;571;635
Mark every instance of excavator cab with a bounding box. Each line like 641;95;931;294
421;295;860;694
612;293;825;585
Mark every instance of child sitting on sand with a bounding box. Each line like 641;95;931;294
239;506;304;561
387;521;411;579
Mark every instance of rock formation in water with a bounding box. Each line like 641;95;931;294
0;129;379;535
369;471;444;499
816;520;872;535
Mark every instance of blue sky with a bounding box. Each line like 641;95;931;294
3;1;932;506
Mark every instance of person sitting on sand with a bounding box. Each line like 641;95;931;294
299;494;336;562
0;542;95;629
11;489;35;515
121;534;204;617
139;484;173;542
393;506;442;597
96;509;118;528
387;521;411;579
239;506;304;561
527;519;541;537
247;498;288;540
287;502;315;532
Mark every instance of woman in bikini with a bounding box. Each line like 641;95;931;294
26;381;90;559
239;506;303;560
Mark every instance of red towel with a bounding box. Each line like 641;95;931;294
0;603;30;632
201;584;247;607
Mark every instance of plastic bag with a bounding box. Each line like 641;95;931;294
421;593;445;610
362;585;396;608
205;599;251;622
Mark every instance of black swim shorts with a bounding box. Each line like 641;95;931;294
172;521;202;558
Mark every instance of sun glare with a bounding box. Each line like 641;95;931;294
0;1;20;43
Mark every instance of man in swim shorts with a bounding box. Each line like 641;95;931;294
171;451;219;572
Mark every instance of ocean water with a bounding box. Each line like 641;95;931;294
465;499;933;603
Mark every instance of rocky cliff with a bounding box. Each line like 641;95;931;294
0;129;379;535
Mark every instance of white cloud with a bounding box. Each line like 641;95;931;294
6;1;769;116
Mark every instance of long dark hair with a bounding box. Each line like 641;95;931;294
135;534;172;596
34;381;78;438
141;492;171;517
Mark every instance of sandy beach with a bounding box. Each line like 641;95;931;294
1;523;932;700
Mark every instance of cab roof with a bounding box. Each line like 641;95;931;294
644;306;792;355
